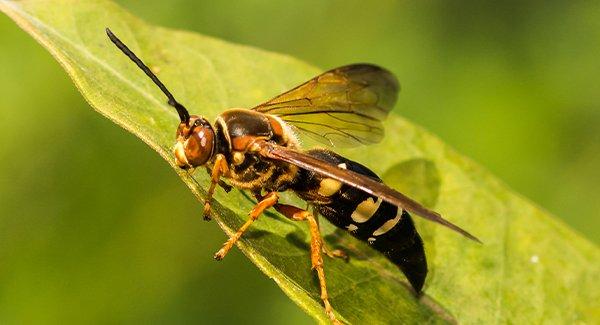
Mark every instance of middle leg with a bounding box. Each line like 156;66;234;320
213;192;279;260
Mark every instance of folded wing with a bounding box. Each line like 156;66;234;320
259;142;481;242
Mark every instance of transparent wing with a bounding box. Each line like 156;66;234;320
252;64;399;147
258;142;481;242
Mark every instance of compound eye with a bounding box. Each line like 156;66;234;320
175;116;204;139
184;125;215;166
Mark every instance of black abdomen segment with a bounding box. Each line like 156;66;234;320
292;149;427;292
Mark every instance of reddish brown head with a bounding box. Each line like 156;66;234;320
173;116;216;169
106;29;215;169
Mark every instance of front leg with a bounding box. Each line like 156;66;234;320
213;192;279;260
203;154;229;221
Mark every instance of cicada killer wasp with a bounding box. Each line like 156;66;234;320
106;28;479;324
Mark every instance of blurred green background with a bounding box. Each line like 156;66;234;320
0;1;598;323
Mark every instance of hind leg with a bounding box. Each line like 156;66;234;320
275;203;341;325
312;209;349;261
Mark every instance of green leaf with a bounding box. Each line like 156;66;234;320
1;0;598;323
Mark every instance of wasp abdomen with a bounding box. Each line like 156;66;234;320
293;149;427;292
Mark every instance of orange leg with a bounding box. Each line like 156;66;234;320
203;154;229;221
213;192;279;260
313;209;349;261
274;204;341;325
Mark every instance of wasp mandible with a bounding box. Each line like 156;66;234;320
106;28;479;324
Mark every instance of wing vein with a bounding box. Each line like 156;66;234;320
252;64;399;148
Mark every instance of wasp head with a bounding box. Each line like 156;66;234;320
105;29;216;170
174;115;215;169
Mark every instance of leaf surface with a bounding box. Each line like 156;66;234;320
1;0;598;323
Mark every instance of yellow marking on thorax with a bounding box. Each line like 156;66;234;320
215;116;232;151
232;151;245;165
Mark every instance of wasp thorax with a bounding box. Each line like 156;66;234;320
174;115;215;169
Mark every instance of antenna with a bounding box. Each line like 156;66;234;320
105;28;190;124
